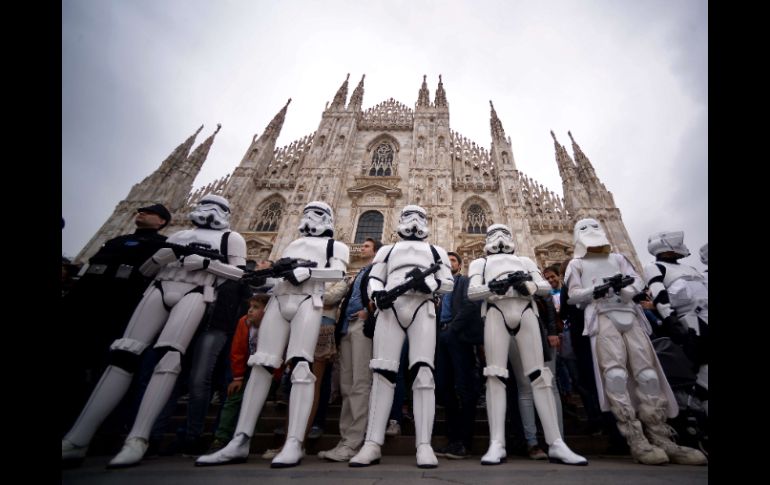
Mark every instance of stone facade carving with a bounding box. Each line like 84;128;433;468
76;76;641;272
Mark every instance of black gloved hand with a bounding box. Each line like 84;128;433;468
373;290;394;310
513;281;531;296
488;279;509;295
593;286;610;299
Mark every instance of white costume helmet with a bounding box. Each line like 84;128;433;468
573;218;610;258
699;243;708;265
189;194;231;230
647;231;690;258
484;224;516;254
397;205;430;240
298;201;334;236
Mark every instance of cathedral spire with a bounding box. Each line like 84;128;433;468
348;74;365;111
490;100;506;141
260;98;291;141
158;124;204;175
184;124;221;175
567;130;599;180
329;73;350;110
417;74;430;108
434;74;447;108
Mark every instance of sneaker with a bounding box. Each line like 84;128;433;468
273;426;286;436
308;426;323;440
206;439;226;454
444;442;468;459
210;391;222;406
262;447;281;459
321;444;357;462
385;419;401;436
528;445;548;460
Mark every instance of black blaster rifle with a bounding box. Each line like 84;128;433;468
241;257;318;284
488;270;533;295
593;274;635;299
163;241;229;263
374;262;443;310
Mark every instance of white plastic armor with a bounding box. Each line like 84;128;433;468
189;194;232;230
647;231;690;258
62;195;247;468
564;220;705;465
483;223;516;255
298;201;334;237
396;205;430;240
699;243;708;266
196;204;348;469
466;224;586;466
643;260;708;333
349;208;453;469
573;218;611;258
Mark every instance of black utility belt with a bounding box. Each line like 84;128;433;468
86;263;135;279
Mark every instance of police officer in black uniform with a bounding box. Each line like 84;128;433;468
63;204;171;431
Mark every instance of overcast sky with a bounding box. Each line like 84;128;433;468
62;0;707;270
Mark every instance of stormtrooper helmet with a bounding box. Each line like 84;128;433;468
573;218;610;258
397;205;430;240
298;201;334;236
189;194;231;230
699;243;708;266
484;224;516;254
647;231;690;258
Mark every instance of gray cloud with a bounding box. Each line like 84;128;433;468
63;0;707;271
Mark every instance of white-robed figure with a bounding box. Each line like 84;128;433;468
349;205;454;468
644;231;709;415
565;219;706;466
467;224;587;466
196;201;348;468
61;194;247;467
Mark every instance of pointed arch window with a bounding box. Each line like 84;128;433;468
369;142;393;176
354;210;384;243
254;201;283;232
465;204;487;234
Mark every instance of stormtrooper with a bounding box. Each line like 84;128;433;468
564;219;706;465
466;224;587;466
348;205;454;468
61;194;247;467
644;231;708;415
196;201;348;468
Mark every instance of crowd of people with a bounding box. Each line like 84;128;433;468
61;196;708;470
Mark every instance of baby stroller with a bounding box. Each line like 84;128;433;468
652;336;709;456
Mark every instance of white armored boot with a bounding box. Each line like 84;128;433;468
412;366;438;469
63;365;135;463
109;351;182;468
530;367;588;466
349;372;395;467
481;375;507;465
195;365;273;466
272;362;316;468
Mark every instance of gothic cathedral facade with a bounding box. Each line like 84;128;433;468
75;74;640;272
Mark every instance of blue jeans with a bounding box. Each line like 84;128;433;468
436;326;479;448
186;328;229;438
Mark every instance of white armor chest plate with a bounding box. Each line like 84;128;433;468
157;228;225;286
578;254;622;288
578;254;632;315
386;241;434;289
658;261;708;313
274;236;331;296
484;254;528;282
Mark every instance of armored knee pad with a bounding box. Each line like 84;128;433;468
154;349;182;375
412;364;435;390
108;338;149;373
373;368;398;383
635;368;660;395
604;367;628;395
290;359;316;384
528;366;553;389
